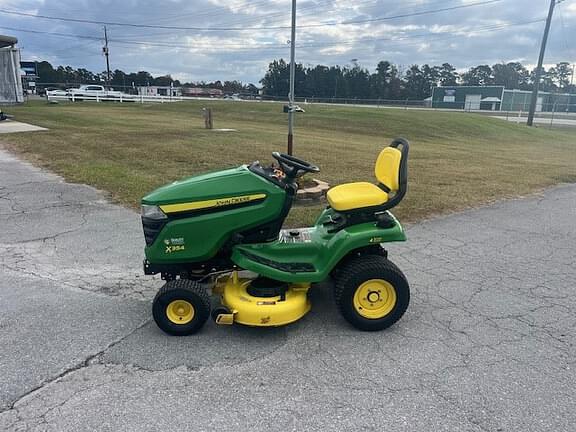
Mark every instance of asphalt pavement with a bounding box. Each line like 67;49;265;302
0;147;575;431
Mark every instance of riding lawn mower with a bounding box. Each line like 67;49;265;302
141;138;410;334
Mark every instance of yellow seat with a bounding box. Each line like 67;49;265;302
327;182;388;212
327;146;403;212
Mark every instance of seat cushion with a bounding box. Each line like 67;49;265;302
327;182;388;212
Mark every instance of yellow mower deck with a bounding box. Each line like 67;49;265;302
213;272;311;327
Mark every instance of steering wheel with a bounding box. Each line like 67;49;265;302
272;152;320;181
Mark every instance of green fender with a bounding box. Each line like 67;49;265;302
232;209;406;283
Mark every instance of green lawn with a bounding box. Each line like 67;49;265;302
2;100;575;226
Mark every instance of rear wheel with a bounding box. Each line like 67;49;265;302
152;279;210;335
333;255;409;331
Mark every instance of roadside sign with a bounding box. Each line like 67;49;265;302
20;61;37;76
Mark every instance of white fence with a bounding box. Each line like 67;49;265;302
47;93;185;103
43;92;576;128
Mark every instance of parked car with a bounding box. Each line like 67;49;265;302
69;85;132;101
46;89;69;98
40;86;63;96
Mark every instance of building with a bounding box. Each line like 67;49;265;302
137;86;182;97
0;35;24;104
432;86;576;113
181;87;223;98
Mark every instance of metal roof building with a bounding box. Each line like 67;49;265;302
0;35;24;104
432;85;576;113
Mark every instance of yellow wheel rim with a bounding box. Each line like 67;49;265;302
166;300;195;325
353;279;397;319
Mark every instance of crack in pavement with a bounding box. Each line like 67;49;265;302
1;147;575;431
1;318;152;416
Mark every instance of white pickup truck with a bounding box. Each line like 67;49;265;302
68;85;130;101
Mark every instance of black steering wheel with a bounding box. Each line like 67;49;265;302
272;152;320;181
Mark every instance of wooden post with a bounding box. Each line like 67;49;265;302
203;108;213;129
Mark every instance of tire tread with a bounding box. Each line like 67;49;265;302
333;255;409;331
152;279;211;335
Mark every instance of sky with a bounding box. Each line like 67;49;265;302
1;0;575;84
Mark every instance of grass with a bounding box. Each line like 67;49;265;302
2;99;575;226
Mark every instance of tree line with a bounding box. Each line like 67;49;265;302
260;59;575;100
35;61;257;94
35;59;574;100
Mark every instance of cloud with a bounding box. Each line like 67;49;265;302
565;3;576;17
1;0;574;83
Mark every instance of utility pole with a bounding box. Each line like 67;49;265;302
527;0;557;126
287;0;296;155
103;26;111;87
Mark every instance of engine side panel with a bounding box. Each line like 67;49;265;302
143;166;286;264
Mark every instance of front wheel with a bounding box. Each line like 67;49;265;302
152;279;210;335
333;255;409;331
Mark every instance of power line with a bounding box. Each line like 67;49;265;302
136;0;324;25
111;0;460;41
161;0;461;30
133;0;288;25
0;25;101;41
298;0;505;29
2;0;463;36
18;0;277;26
296;19;549;58
100;0;459;43
0;0;504;31
48;40;102;56
1;18;544;52
122;19;545;58
26;0;459;30
298;19;546;48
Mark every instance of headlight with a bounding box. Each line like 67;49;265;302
141;204;167;220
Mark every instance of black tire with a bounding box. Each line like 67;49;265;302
330;245;386;279
333;255;409;331
152;279;210;336
211;306;231;323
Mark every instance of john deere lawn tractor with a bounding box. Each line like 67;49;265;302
141;138;410;334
